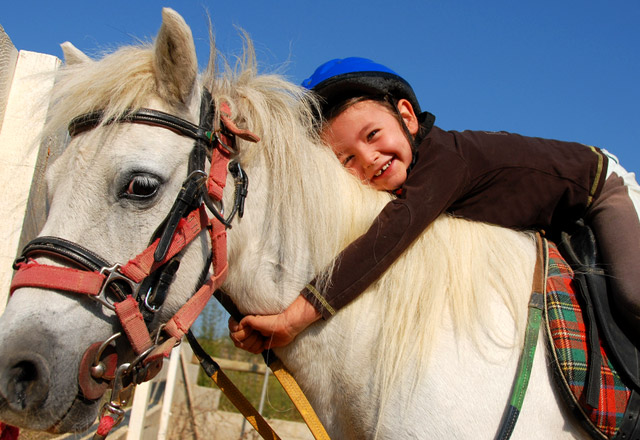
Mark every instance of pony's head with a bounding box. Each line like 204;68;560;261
0;9;214;432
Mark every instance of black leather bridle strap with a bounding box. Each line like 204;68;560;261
14;236;111;272
68;108;212;144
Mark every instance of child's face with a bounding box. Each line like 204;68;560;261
322;99;418;191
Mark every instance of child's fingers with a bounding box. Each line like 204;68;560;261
230;326;252;342
241;314;280;336
228;316;241;332
230;328;266;353
244;336;267;354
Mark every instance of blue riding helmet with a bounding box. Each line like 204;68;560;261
301;57;421;117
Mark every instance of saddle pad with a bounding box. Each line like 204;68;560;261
545;243;631;439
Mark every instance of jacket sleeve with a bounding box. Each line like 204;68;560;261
302;140;469;319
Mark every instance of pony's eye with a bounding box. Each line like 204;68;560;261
121;174;161;200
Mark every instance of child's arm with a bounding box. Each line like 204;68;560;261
302;138;469;319
229;294;321;354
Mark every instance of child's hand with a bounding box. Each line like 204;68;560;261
228;317;268;354
228;294;321;353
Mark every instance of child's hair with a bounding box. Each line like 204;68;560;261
323;94;419;151
324;94;393;122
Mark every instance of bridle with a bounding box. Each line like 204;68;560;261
9;89;259;434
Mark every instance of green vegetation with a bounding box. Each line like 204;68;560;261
194;299;304;423
194;337;304;422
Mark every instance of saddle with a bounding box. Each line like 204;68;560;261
548;221;640;439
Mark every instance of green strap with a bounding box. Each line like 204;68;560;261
495;237;547;440
510;291;544;411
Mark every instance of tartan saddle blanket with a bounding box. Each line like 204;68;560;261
545;241;640;439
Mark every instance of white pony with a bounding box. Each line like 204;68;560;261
0;9;586;438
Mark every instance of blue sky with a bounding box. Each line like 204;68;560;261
3;1;639;174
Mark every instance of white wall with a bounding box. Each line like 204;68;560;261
0;26;60;314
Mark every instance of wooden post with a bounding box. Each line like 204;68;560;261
180;348;202;440
0;28;60;314
157;345;181;440
127;381;152;440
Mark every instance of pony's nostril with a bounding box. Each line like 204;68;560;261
10;362;39;408
3;358;50;411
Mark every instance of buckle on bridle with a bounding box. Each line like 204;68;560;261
204;160;248;229
98;363;133;427
95;264;144;310
207;130;237;155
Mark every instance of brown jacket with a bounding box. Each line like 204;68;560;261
303;112;608;319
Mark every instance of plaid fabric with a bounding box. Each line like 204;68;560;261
546;243;631;438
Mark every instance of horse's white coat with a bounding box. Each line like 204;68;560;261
0;8;587;438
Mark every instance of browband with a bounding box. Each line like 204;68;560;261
68;108;211;143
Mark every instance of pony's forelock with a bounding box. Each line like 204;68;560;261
46;45;158;137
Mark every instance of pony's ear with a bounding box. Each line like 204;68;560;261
61;42;91;65
153;8;198;105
